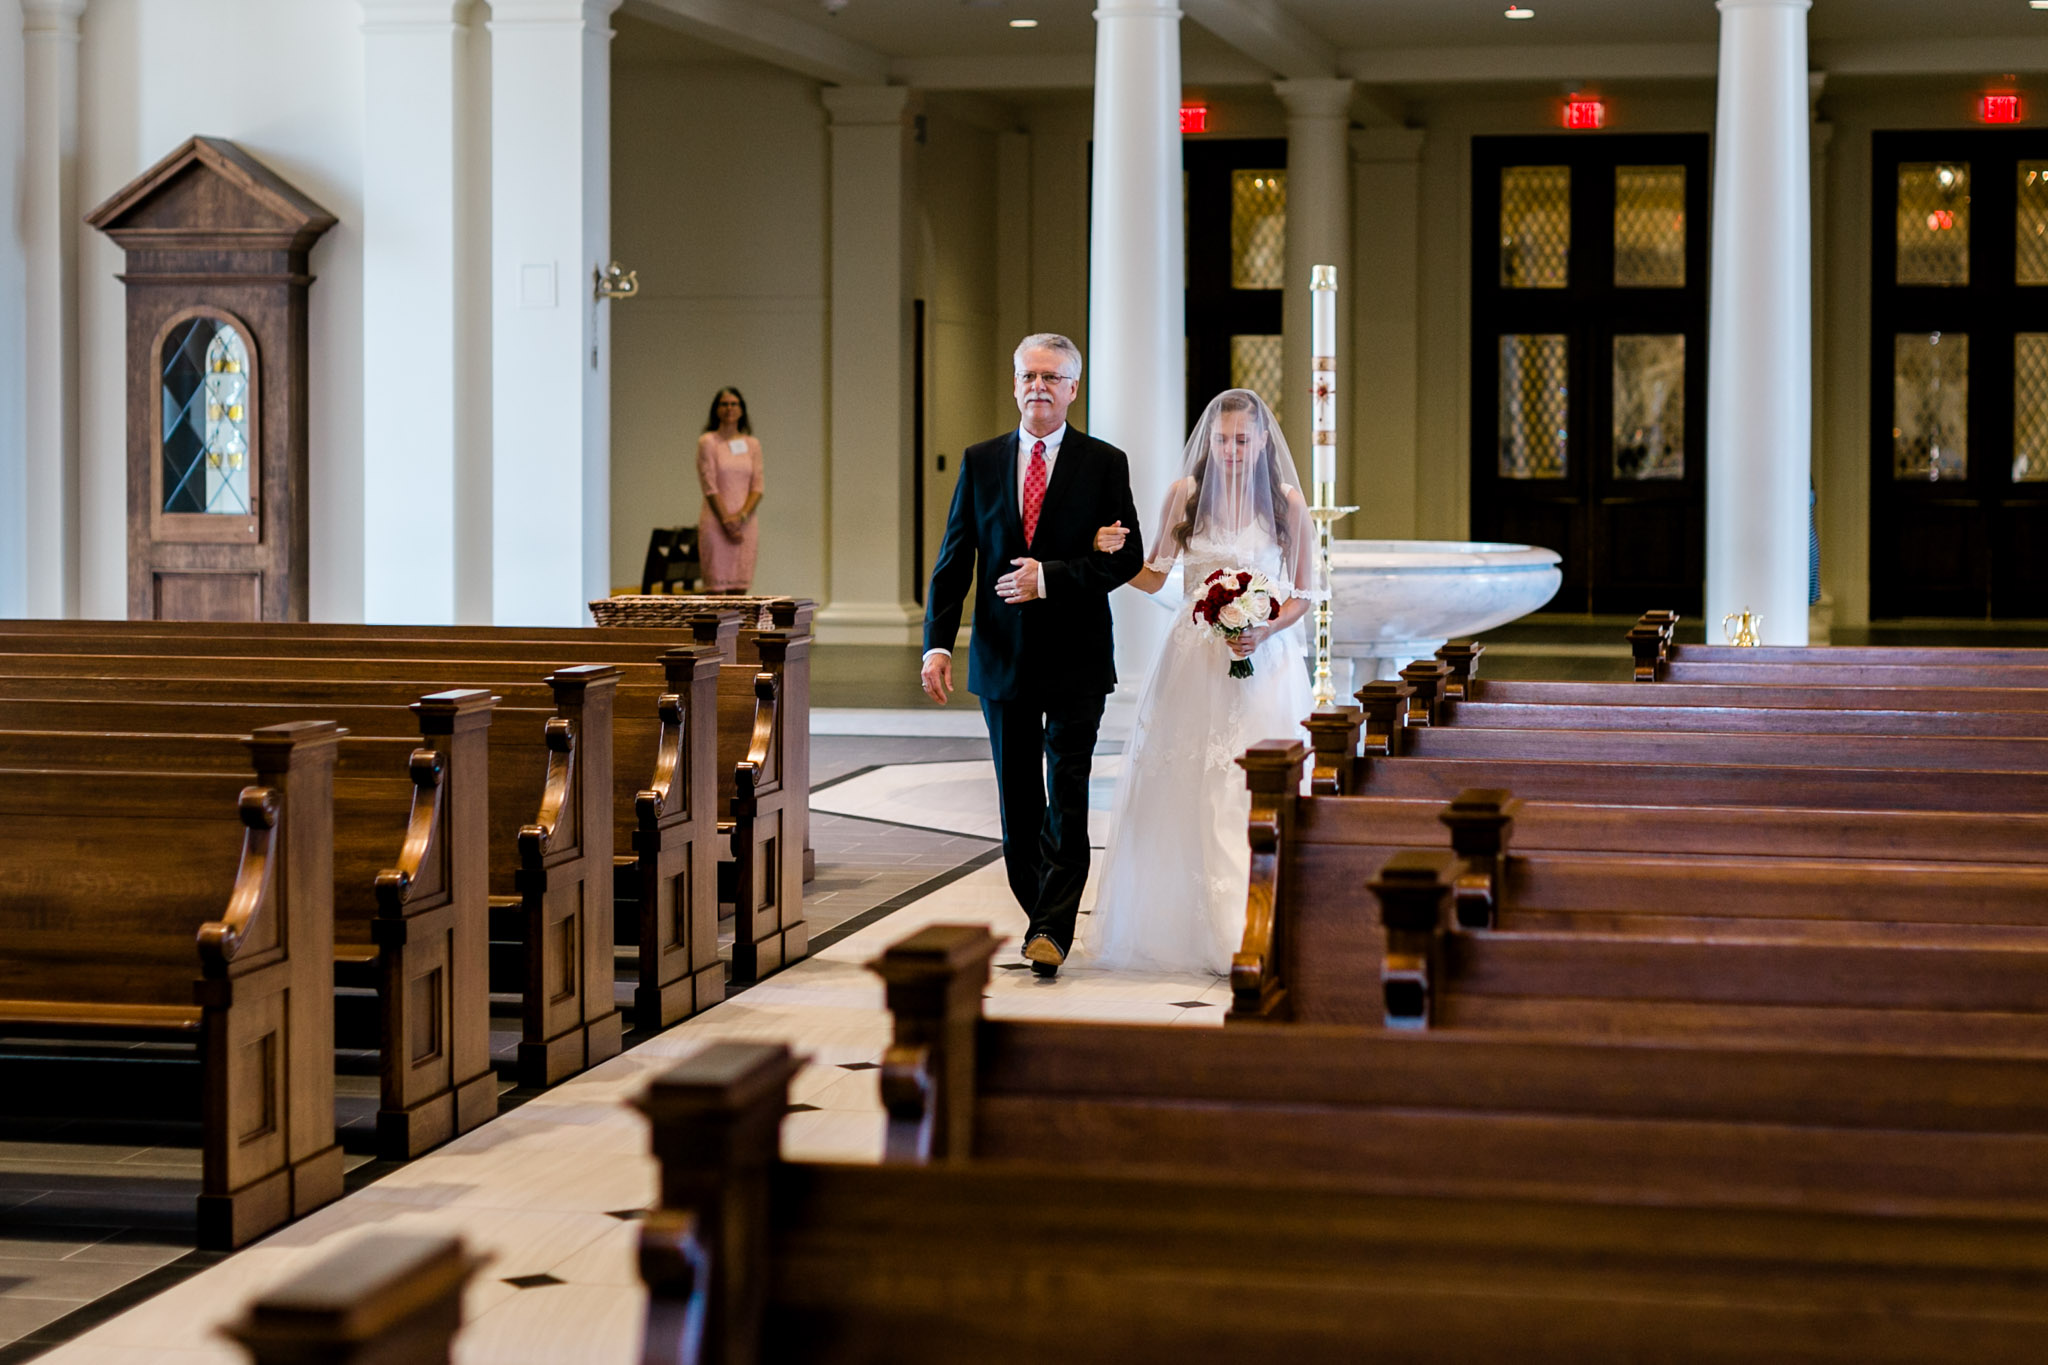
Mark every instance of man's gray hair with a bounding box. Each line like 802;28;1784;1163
1014;333;1083;380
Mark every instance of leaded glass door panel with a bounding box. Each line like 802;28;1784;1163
1871;130;2048;619
1470;134;1709;615
1184;139;1286;433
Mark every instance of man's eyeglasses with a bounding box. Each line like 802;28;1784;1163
1016;370;1075;387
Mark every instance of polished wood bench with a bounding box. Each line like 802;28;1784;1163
0;665;626;1087
0;636;801;993
225;1229;477;1365
633;1040;2048;1365
872;924;2048;1212
0;696;497;1157
0;722;342;1248
0;607;817;891
1230;740;2048;1043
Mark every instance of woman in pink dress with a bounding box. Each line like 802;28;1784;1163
696;387;765;592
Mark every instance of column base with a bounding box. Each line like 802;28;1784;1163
814;600;922;645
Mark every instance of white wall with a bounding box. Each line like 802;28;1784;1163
0;0;27;616
609;56;828;598
916;105;1001;596
76;0;365;619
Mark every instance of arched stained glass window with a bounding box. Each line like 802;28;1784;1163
160;316;253;515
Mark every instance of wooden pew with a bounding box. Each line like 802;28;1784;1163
1623;610;2048;685
872;924;2048;1210
0;666;626;1087
0;696;497;1157
0;636;802;992
1230;739;2048;1041
224;1230;476;1365
0;605;817;890
635;1041;2048;1365
0;722;342;1248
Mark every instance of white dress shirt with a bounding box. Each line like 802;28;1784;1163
925;423;1069;662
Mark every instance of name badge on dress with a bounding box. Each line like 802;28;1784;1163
726;438;748;455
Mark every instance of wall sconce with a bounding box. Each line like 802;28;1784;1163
594;261;639;301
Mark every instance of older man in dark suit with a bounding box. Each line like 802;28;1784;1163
920;333;1145;977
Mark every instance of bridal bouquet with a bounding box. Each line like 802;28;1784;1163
1191;568;1286;679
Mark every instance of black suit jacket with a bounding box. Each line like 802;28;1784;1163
923;427;1144;701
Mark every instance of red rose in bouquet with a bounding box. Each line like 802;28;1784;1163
1189;566;1285;678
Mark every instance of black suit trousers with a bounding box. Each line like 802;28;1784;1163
981;691;1105;953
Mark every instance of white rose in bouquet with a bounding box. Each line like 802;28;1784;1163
1243;590;1274;621
1217;600;1250;630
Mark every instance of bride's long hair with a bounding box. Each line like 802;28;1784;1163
1169;389;1299;566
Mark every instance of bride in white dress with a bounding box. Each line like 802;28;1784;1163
1079;389;1316;975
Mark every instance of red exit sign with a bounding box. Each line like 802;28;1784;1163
1981;92;2025;124
1180;102;1209;134
1563;97;1606;130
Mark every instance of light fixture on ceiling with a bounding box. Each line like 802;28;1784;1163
819;0;849;14
1505;5;1535;17
1010;17;1039;26
2033;2;2048;11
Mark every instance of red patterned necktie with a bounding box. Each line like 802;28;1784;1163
1022;439;1048;544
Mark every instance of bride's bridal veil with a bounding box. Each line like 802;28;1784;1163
1148;388;1315;597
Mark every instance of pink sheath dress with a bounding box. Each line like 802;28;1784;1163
697;434;764;592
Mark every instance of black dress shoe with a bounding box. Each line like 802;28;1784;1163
1030;959;1059;979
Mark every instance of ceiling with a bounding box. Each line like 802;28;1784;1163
705;0;2047;57
616;0;2048;84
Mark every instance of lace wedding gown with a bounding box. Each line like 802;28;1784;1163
1079;524;1315;975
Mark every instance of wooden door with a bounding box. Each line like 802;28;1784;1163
1871;130;2048;619
1184;138;1287;432
1470;134;1709;615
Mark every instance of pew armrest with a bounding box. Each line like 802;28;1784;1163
1229;740;1306;1023
519;717;576;863
197;785;282;976
639;1210;710;1365
735;672;778;811
373;748;445;919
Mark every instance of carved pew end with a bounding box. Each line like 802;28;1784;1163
1439;789;1519;931
1398;659;1451;727
1370;850;1456;1031
1352;679;1413;757
1435;640;1483;700
224;1230;478;1365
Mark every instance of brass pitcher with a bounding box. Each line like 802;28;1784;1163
1721;608;1762;647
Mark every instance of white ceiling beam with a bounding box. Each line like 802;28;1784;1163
1342;42;1717;85
1810;37;2048;76
894;48;1269;92
620;0;889;85
1181;0;1337;79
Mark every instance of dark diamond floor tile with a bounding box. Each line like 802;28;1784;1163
1169;1001;1212;1010
502;1273;564;1289
836;1062;878;1072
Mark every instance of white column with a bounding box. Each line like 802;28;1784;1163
488;0;618;626
1706;0;1811;644
1089;0;1185;683
817;85;921;645
361;0;472;623
20;0;86;618
1274;78;1352;472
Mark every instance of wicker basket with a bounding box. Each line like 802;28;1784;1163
589;594;779;629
